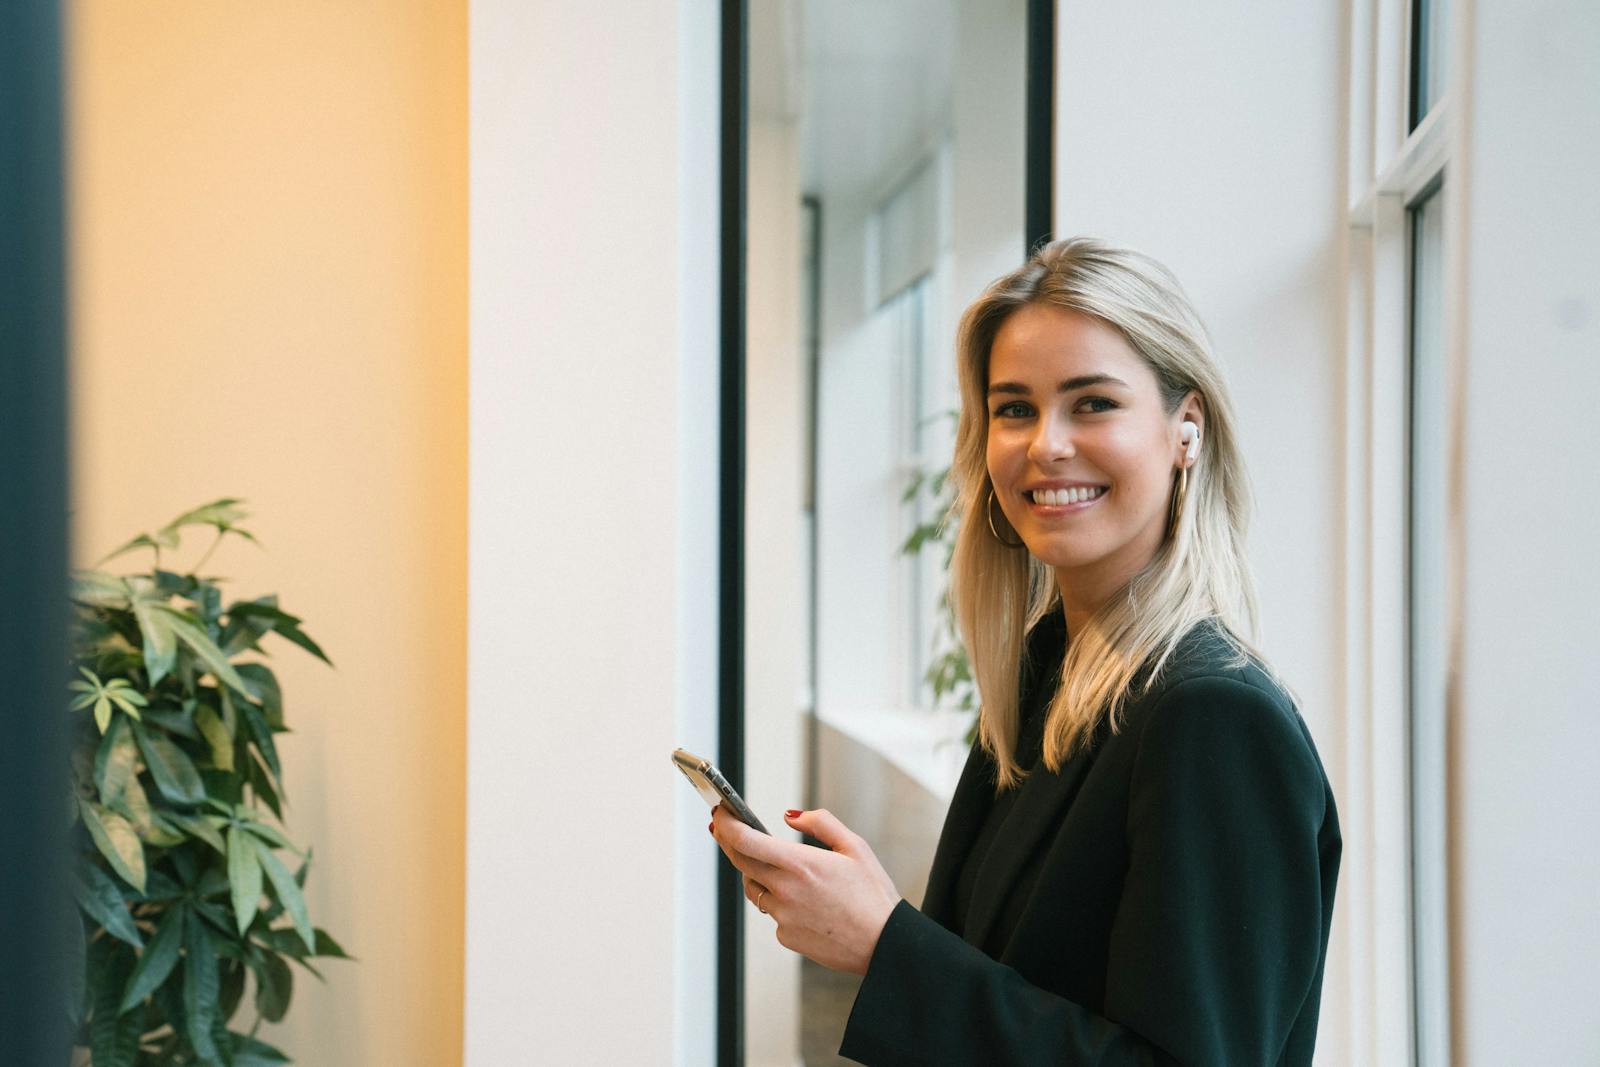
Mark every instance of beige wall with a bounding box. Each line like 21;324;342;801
67;5;467;1066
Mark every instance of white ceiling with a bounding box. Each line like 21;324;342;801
751;0;958;206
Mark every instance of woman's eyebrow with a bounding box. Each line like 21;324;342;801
986;374;1131;397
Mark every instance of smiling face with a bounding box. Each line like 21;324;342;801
986;302;1200;612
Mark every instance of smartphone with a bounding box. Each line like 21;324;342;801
671;748;769;834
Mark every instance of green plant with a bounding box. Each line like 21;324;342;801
899;430;977;729
66;499;350;1066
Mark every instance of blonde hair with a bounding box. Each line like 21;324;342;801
949;237;1284;789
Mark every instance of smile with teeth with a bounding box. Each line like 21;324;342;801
1028;486;1107;507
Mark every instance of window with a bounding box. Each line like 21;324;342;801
1406;178;1450;1067
1409;0;1452;131
1343;0;1455;1058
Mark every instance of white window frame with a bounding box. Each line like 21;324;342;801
1341;0;1455;1062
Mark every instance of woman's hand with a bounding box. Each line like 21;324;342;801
710;805;902;976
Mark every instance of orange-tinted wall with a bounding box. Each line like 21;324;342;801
68;5;467;1064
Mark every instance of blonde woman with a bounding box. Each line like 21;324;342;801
712;237;1341;1065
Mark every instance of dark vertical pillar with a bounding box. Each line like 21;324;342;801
0;0;72;1062
1026;0;1057;255
718;1;748;1064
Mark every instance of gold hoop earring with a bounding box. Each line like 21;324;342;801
987;488;1025;548
1166;464;1189;540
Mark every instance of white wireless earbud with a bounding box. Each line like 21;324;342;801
1180;421;1200;464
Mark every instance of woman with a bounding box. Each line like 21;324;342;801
711;237;1341;1065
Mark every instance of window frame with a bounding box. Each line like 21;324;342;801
1341;0;1455;1061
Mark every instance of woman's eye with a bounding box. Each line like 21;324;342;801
992;401;1032;418
1078;396;1118;413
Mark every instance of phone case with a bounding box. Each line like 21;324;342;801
671;748;770;834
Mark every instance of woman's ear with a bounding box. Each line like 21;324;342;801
1177;392;1205;466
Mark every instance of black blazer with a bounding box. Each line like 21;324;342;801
838;611;1341;1066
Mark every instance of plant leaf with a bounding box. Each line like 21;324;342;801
71;570;133;609
155;604;260;700
140;812;188;847
132;596;179;688
111;780;157;838
154;568;199;598
259;854;306;924
312;927;353;960
142;705;202;740
153;969;186;1045
255;927;309;959
98;724;158;840
166;811;227;854
228;600;333;666
183;908;221;1061
227;825;264;935
132;722;206;805
79;798;146;893
93;526;179;568
231;1033;292;1066
238;697;281;787
161;497;251;536
106;687;147;718
89;942;142;1067
74;863;143;948
251;947;294;1023
252;837;313;953
195;704;234;771
202;767;245;809
240;818;298;854
94;714;140;803
120;904;186;1013
191;898;235;941
218;958;247;1022
139;868;186;901
247;749;283;819
233;664;282;728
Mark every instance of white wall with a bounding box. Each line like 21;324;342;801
1448;2;1600;1061
1053;3;1349;1061
466;2;718;1064
744;112;806;1066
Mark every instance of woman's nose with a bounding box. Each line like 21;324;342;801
1027;415;1075;462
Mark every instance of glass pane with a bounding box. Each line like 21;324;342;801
745;1;1030;1061
1408;181;1450;1066
1410;0;1453;129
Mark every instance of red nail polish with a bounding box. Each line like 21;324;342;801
785;809;803;818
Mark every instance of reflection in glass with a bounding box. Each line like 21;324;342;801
1410;0;1452;130
1407;181;1450;1067
746;1;1029;1061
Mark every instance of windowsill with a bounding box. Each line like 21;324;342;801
813;702;974;803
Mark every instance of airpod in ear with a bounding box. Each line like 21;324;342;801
1180;421;1200;463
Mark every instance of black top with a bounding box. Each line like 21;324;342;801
839;611;1342;1066
951;608;1062;931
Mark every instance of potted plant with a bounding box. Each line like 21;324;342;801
67;499;350;1066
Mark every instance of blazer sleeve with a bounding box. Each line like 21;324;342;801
838;676;1331;1066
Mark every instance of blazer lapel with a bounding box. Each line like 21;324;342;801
961;728;1103;952
917;737;997;926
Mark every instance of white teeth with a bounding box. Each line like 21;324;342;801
1031;486;1105;506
